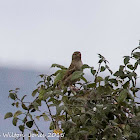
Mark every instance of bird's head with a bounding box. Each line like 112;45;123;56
72;51;81;61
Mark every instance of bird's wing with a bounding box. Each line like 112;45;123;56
62;62;76;81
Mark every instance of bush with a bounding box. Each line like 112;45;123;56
5;45;140;140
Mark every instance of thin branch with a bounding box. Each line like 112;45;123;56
33;120;49;140
45;101;56;127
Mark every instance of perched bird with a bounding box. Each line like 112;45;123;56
62;51;83;86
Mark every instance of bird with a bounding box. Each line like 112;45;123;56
61;51;83;87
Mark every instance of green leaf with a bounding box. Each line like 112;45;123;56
21;95;27;101
32;129;38;134
100;66;106;72
117;89;128;103
22;103;28;110
14;110;22;117
81;76;88;83
87;83;96;88
106;65;113;74
36;116;41;120
19;125;24;132
82;64;91;69
49;121;55;130
123;81;130;89
137;59;140;64
109;78;118;86
9;93;16;100
39;74;45;78
4;112;13;119
56;105;65;115
114;71;124;77
134;61;138;70
26;121;33;128
71;71;83;81
51;63;67;69
132;52;140;59
32;89;38;97
91;68;96;75
32;102;40;111
16;102;19;108
119;65;125;71
42;113;50;121
39;88;46;100
43;91;52;100
54;69;67;85
127;64;134;70
12;117;18;126
23;117;27;123
96;76;103;83
124;56;130;65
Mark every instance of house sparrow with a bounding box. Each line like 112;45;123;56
62;51;83;86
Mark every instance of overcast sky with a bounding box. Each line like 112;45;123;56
0;0;140;72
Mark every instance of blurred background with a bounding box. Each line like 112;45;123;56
1;0;140;139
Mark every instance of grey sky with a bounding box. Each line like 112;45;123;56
0;0;140;71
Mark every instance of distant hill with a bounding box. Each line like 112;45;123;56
0;67;52;139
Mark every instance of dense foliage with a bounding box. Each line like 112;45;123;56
5;46;140;140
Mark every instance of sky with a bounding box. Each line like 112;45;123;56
0;0;140;72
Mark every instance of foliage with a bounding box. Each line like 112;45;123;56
4;45;140;140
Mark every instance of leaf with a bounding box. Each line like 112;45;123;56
15;88;20;90
91;69;96;75
109;78;118;86
9;93;16;100
26;121;33;128
124;56;130;65
132;52;140;59
54;70;67;85
134;62;138;70
36;116;41;120
138;59;140;65
100;66;106;72
19;125;24;132
43;91;52;100
42;113;50;121
87;83;96;88
12;103;15;106
114;71;124;77
21;95;27;102
49;121;55;130
51;63;67;69
81;76;88;83
127;64;134;70
82;64;91;69
71;71;83;81
96;76;103;83
23;117;27;123
32;129;38;134
123;81;130;89
39;74;45;78
22;103;28;110
56;105;65;115
32;89;38;97
106;65;113;74
39;88;46;100
14;110;22;117
12;117;18;126
16;102;19;108
117;89;128;103
4;112;13;119
119;65;125;71
32;102;39;111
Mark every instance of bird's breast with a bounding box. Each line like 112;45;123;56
75;61;83;70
